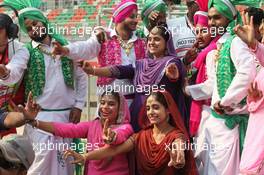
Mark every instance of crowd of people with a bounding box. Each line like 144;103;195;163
0;0;263;175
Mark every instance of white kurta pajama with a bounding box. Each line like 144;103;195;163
0;40;87;175
187;33;256;175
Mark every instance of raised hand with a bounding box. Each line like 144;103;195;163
167;140;185;169
248;82;263;102
69;107;82;124
10;92;41;121
165;63;179;80
102;119;116;144
213;101;233;115
52;41;69;57
148;11;160;22
77;60;95;75
94;27;107;44
63;149;86;165
183;41;199;65
234;12;257;49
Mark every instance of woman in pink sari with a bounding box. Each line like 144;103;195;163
27;91;133;175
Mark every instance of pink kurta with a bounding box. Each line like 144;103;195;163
240;43;264;174
53;119;133;175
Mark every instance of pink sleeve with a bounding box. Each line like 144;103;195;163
247;95;264;113
255;42;264;66
111;124;134;145
52;121;92;138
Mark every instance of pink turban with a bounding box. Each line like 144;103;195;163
194;0;209;27
194;11;208;27
113;0;138;23
195;0;208;12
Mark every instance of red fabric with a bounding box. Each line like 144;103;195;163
0;128;16;138
10;83;25;105
97;34;146;86
134;129;183;175
0;47;25;106
137;91;197;175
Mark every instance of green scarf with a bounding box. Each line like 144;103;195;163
24;41;74;98
208;0;260;155
213;35;248;155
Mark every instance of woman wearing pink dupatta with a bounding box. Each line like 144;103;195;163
25;91;133;175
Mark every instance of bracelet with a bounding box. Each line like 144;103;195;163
28;119;39;128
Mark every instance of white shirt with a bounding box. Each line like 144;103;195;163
187;34;256;114
0;39;87;110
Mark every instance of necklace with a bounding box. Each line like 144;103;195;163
38;45;56;60
117;36;134;56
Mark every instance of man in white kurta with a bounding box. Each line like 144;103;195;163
0;40;87;175
185;0;259;173
52;1;146;106
0;7;87;175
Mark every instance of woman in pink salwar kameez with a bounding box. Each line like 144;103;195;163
27;91;133;175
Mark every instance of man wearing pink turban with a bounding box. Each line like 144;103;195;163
52;0;146;105
112;0;138;23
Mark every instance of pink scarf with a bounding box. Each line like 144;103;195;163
189;36;219;137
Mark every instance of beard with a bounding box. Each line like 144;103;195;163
31;32;48;42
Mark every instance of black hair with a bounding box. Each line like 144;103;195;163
101;90;120;106
149;23;170;42
0;14;12;30
148;91;168;109
244;7;264;26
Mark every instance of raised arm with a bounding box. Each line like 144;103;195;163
63;136;135;164
79;61;135;79
52;31;102;60
4;92;41;129
31;120;92;139
0;47;29;85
